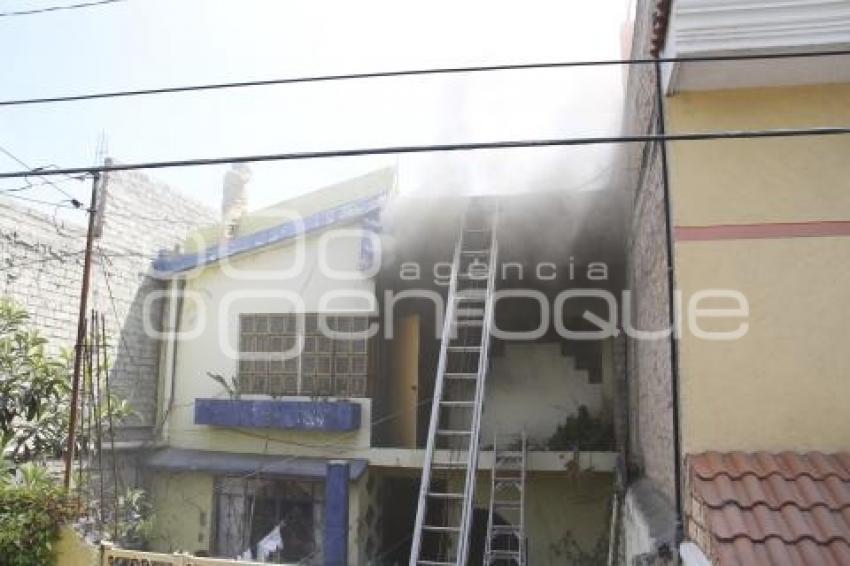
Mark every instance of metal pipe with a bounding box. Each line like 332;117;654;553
63;172;99;491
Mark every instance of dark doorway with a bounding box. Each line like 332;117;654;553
468;508;514;566
380;476;419;564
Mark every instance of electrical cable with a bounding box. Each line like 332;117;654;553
0;145;84;201
0;0;125;18
0;189;84;209
1;49;848;107
1;127;849;181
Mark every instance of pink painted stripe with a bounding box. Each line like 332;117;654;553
675;221;850;241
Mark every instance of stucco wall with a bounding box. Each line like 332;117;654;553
148;469;370;563
667;84;850;225
480;342;612;448
149;471;215;554
668;83;850;453
55;526;98;566
472;471;614;566
163;228;376;455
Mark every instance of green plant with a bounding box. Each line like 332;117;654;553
0;464;76;566
116;488;155;547
547;405;615;452
0;299;71;461
0;298;132;462
549;528;609;565
206;371;241;400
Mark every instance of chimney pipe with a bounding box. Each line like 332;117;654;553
222;163;251;239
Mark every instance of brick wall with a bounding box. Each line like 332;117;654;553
0;168;215;438
622;0;677;505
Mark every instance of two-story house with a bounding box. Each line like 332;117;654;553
139;165;626;564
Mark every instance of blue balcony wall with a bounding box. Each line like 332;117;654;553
194;398;361;432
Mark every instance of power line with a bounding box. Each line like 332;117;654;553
0;176;84;194
0;0;124;18
0;127;849;180
0;190;83;209
0;144;84;201
0;48;848;107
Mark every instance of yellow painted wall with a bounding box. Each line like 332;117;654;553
668;84;850;226
55;526;98;566
668;83;850;453
676;238;850;453
148;469;370;563
149;471;214;554
472;471;613;566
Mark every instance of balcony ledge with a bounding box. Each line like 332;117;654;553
194;398;361;432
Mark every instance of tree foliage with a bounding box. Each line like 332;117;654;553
0;299;71;462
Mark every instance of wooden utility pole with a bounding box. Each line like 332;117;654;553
63;171;100;491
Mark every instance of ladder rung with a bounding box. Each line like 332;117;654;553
456;308;485;317
461;250;489;255
447;346;480;352
423;525;461;532
464;228;490;233
441;400;474;407
454;320;483;327
444;372;478;380
428;492;465;500
494;501;522;508
491;525;521;533
455;291;485;301
437;429;472;436
432;461;467;470
418;561;455;566
488;550;521;558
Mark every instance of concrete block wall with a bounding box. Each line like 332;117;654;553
0;167;215;438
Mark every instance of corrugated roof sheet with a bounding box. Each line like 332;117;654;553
687;452;850;566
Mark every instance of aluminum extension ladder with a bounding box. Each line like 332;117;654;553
483;431;527;565
409;206;499;566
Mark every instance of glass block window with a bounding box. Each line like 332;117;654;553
238;313;369;397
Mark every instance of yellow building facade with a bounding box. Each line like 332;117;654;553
668;84;850;454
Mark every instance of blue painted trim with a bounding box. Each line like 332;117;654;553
324;461;350;566
153;192;385;274
194;398;361;431
144;448;368;480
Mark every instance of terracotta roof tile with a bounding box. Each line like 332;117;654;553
687;452;850;566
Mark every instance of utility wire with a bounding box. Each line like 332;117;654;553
0;145;84;202
0;190;83;209
0;0;124;18
1;49;848;107
1;127;849;180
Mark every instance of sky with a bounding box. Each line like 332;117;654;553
0;0;630;223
